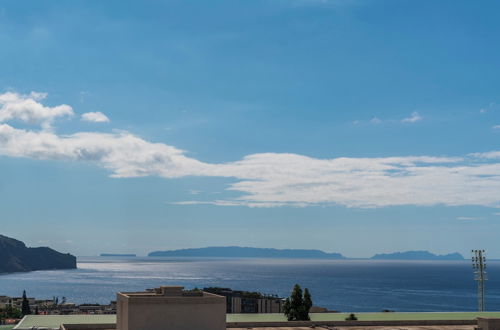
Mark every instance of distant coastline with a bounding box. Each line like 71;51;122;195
100;254;137;257
371;250;464;260
147;246;464;260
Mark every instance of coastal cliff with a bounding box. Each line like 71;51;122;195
0;235;77;273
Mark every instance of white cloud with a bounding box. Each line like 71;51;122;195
402;111;422;123
288;0;360;7
360;112;422;125
457;216;482;221
0;92;73;129
189;190;202;195
0;124;207;178
4;92;500;209
470;151;500;159
479;102;497;114
81;111;110;123
493;125;500;130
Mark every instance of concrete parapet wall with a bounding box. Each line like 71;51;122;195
477;318;500;330
227;319;477;328
60;324;116;330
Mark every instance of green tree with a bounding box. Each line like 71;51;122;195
283;284;312;321
283;297;291;318
303;288;312;318
21;290;31;316
1;305;22;319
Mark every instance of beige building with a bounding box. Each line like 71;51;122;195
257;298;282;313
229;297;241;313
116;286;226;330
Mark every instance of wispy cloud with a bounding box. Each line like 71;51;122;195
401;111;422;123
189;190;203;195
79;91;90;103
470;151;500;159
3;92;500;209
286;0;360;8
479;102;497;114
357;112;423;125
457;216;482;221
81;111;110;123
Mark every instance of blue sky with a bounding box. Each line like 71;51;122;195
1;0;500;257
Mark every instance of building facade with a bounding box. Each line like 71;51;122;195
117;286;226;330
203;287;283;314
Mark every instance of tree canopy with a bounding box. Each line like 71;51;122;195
283;284;312;321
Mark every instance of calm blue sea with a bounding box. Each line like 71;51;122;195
0;257;499;312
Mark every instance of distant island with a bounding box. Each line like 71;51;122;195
148;247;465;260
149;246;345;259
371;250;464;260
0;234;76;274
100;253;137;257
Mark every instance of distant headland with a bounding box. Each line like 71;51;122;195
149;246;346;259
0;234;76;274
148;246;464;260
370;250;464;260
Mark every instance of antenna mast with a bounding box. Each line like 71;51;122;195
472;249;487;311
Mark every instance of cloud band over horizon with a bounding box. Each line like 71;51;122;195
1;91;500;209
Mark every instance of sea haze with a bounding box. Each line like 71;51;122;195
0;257;499;312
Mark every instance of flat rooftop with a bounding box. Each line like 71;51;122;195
118;285;222;301
14;315;116;329
14;312;500;329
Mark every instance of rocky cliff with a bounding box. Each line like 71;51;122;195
0;235;76;273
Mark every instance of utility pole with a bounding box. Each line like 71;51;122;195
472;250;487;312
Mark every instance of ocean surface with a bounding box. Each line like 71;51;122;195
0;257;499;312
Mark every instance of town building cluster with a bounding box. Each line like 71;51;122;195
0;295;116;316
203;287;284;313
1;287;285;318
